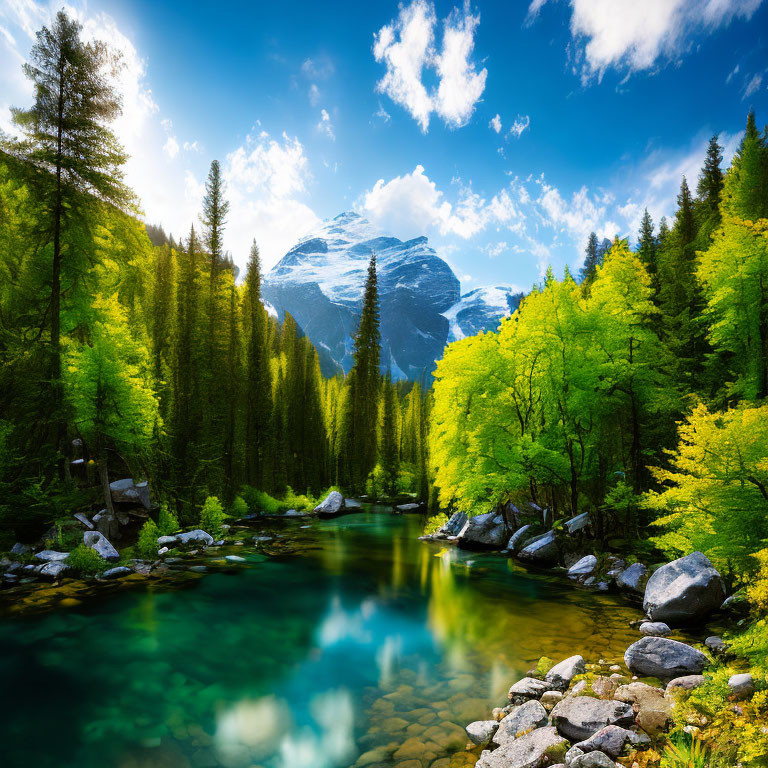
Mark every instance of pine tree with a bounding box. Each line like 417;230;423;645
636;209;659;299
580;232;600;285
696;135;724;236
201;160;230;282
243;241;272;488
3;10;133;470
341;253;382;490
222;281;241;502
723;112;768;221
151;244;175;397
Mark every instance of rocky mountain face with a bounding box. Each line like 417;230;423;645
262;212;520;380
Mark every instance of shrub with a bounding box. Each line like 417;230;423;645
239;485;281;515
67;544;105;576
424;513;449;535
200;496;224;535
535;656;554;676
661;733;710;768
157;504;179;536
230;495;248;518
138;519;160;559
748;549;768;614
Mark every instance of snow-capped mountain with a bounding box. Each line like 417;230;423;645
262;212;522;380
442;286;524;343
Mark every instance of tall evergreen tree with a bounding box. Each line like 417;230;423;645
696;135;724;236
341;252;381;490
636;209;658;292
723;111;768;221
580;232;600;285
222;281;241;501
243;241;272;488
3;10;133;470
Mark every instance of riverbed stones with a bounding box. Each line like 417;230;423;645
568;556;597;579
639;622;671;637
84;531;119;561
314;490;345;517
550;697;634;741
705;636;727;654
624;637;708;680
11;542;30;556
396;503;422;513
457;511;508;550
494;700;549;745
540;691;564;710
476;726;568;768
573;725;649;758
102;566;132;579
665;675;705;695
643;551;725;624
508;524;534;553
728;673;755;700
35;550;70;562
40;561;69;578
570;752;616;768
590;677;619;700
546;655;586;690
614;682;671;735
508;677;551;704
518;530;558;565
177;530;214;547
615;563;648;595
466;720;498;746
439;511;468;538
225;555;246;563
564;513;590;535
73;512;94;529
109;478;151;509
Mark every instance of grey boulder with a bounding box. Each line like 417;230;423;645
40;561;69;578
639;622;671;637
84;531;119;562
102;566;132;579
35;550;70;562
110;478;151;509
11;542;30;556
437;511;468;537
728;673;754;700
508;677;551;704
643;551;725;624
574;725;649;758
508;524;534;553
665;675;705;694
624;637;708;680
476;725;568;768
177;530;214;546
314;491;345;517
466;720;499;746
395;503;421;513
616;563;648;594
518;530;558;565
494;700;549;745
568;555;597;579
564;513;590;535
73;512;94;530
546;655;586;690
570;753;616;768
457;511;508;550
550;696;634;741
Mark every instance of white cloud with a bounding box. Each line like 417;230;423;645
726;63;740;83
223;130;321;270
484;241;507;258
373;0;487;131
183;140;200;153
375;102;391;122
359;165;520;241
308;83;320;106
743;72;763;98
509;114;530;138
301;55;334;80
163;135;180;159
489;113;501;133
317;108;335;140
530;0;763;82
536;183;616;250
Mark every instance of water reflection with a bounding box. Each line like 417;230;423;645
0;511;644;768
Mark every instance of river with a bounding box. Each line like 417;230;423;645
0;510;643;768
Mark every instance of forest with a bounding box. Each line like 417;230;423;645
0;12;429;547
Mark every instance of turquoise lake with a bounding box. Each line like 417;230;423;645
0;511;643;768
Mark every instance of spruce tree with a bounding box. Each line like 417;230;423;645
723;112;768;220
222;281;241;502
580;232;600;285
636;209;658;291
4;10;133;469
696;135;724;235
341;252;382;490
243;241;272;488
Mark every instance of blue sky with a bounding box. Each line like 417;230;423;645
1;0;767;293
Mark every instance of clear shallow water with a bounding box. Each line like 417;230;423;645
0;511;643;768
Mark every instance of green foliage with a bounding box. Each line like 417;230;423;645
199;496;225;536
137;519;160;559
157;504;179;536
67;544;105;577
240;486;281;514
230;495;248;518
645;402;768;582
424;513;449;535
661;733;711;768
535;656;554;676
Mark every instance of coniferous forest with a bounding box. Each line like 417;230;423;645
2;7;768;768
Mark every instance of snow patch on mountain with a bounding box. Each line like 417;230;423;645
443;286;524;343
